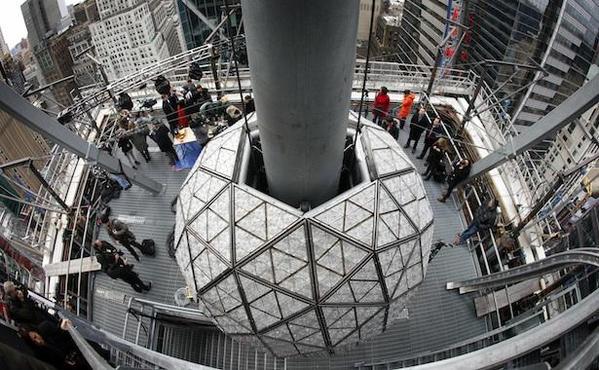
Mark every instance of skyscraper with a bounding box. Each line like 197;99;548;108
177;0;241;50
459;0;599;127
0;27;9;57
90;0;183;80
21;0;64;50
397;0;461;65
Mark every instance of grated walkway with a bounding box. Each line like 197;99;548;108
91;143;189;339
90;126;486;365
285;126;487;368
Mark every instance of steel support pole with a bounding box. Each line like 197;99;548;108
469;74;599;179
242;0;359;207
0;83;163;194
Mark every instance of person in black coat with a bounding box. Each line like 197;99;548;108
93;240;151;293
116;130;140;169
384;116;399;140
20;319;89;369
3;282;51;326
103;218;147;261
405;107;430;154
417;117;444;159
422;138;448;181
243;95;255;114
455;198;499;245
161;92;179;134
438;159;471;202
93;240;123;270
148;122;179;165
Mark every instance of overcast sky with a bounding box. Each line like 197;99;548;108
0;0;81;49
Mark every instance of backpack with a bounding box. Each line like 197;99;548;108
189;61;203;81
154;75;171;95
140;239;156;256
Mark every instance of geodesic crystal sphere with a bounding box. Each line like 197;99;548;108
174;117;433;356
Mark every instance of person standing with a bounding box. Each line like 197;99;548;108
438;159;471;202
243;95;255;114
162;92;179;134
372;86;390;126
418;117;444;159
396;89;416;129
104;218;145;261
149;122;179;166
128;120;151;162
405;107;430;154
422;138;449;181
454;199;499;245
384;116;399;140
116;130;140;169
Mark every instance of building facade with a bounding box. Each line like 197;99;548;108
177;0;241;50
0;110;50;204
0;27;9;57
90;0;182;80
357;0;383;42
373;15;402;59
397;0;453;65
21;0;64;50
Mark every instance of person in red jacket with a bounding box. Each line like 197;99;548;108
372;86;390;126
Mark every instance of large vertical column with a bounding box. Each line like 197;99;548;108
241;0;359;207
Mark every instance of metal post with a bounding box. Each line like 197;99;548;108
0;83;164;194
425;49;443;100
461;73;484;129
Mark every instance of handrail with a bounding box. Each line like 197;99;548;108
58;313;113;370
26;290;218;370
396;288;599;369
447;249;599;292
554;326;599;370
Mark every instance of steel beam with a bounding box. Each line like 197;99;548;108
469;74;599;179
0;83;163;194
179;0;225;38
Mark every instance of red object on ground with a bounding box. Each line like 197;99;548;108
176;105;189;128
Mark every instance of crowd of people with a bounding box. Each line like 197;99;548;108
1;281;109;369
370;86;502;249
371;87;473;201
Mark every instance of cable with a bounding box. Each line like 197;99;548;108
355;0;377;135
223;0;253;150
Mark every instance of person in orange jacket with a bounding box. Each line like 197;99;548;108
372;86;390;126
396;89;416;129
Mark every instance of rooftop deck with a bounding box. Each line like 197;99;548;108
90;123;487;366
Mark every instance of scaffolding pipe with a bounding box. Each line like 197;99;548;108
0;83;163;194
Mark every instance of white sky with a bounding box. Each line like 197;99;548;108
0;0;81;49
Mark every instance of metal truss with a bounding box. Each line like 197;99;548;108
0;83;163;194
65;36;245;121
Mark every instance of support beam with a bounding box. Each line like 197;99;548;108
0;83;163;194
180;0;225;38
242;0;359;207
469;74;599;179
